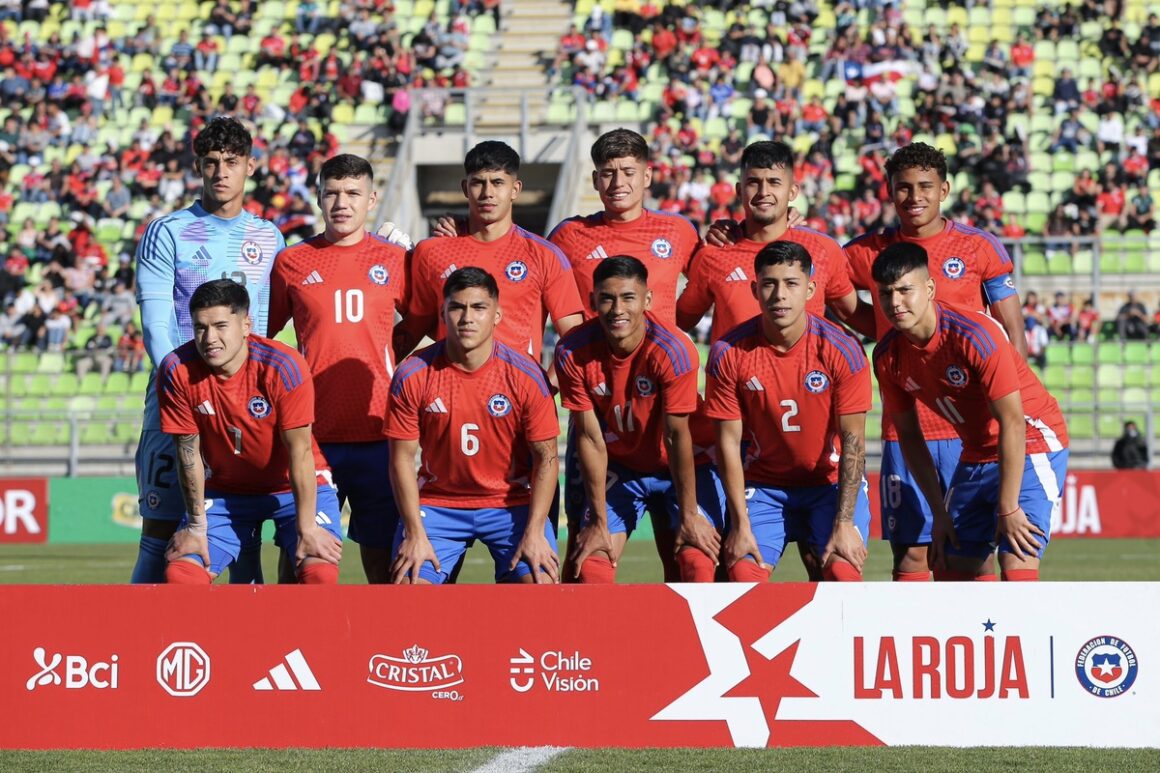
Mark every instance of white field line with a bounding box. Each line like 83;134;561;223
468;746;570;773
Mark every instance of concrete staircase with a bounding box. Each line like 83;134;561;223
475;0;572;130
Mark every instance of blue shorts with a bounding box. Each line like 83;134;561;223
879;438;962;545
580;461;727;536
175;484;344;575
321;441;399;549
945;449;1069;560
135;428;185;522
743;481;872;568
395;504;556;585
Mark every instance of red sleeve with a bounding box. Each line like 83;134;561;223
538;243;584;322
158;358;197;435
830;343;872;416
384;366;422;441
874;348;914;416
977;234;1014;282
677;217;700;274
554;345;593;413
405;241;440;320
675;245;714;323
521;379;560;443
822;239;855;302
702;341;741;421
659;338;699;416
267;256;291;336
273;352;315;431
970;322;1021;402
843;240;873;292
396;249;412;316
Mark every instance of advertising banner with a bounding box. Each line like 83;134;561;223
0;478;49;544
47;477;141;544
0;584;1155;749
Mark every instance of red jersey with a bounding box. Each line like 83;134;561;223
844;220;1017;441
555;315;701;474
703;313;872;487
158;336;330;495
874;303;1069;463
267;232;409;444
677;226;856;342
385;340;559;508
548;209;699;328
408;226;582;361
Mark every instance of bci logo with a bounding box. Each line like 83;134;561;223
26;647;119;691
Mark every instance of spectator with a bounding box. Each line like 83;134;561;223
100;280;135;327
1111;421;1149;469
1022;290;1046;324
40;304;71;352
1047;292;1077;340
74;321;115;380
114;321;144;372
1117;290;1150;340
0;302;26;349
1077;298;1100;342
1024;315;1048;370
1124;184;1156;231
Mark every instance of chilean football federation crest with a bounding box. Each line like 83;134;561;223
942;256;966;280
1075;636;1138;698
650;238;673;259
945;365;969;388
241;240;264;265
636;376;656;396
368;264;389;285
248;396;272;419
487;393;513;417
805;370;830;393
504;260;529;282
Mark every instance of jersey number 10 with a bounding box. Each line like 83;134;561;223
334;289;364;323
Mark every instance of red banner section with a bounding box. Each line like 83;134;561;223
0;478;48;544
865;469;1160;539
1;585;1156;750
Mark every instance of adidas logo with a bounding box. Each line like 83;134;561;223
315;511;333;526
425;397;449;414
593;382;609;396
439;264;458;281
585;245;609;261
904;377;921;393
196;400;215;415
252;649;320;691
744;376;765;391
301;270;324;285
725;267;748;282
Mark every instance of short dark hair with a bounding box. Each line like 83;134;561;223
591;128;649;165
740;140;795;172
871;242;930;285
884;142;947;182
189;279;250;316
593;255;648;286
754;240;812;276
464;141;520;176
320;153;374;184
442;266;499;300
192;116;253;159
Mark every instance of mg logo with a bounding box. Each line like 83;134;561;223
156;642;211;697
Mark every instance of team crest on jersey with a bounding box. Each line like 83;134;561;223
942;256;966;280
804;370;830;393
487;393;512;417
945;365;969;388
145;490;162;510
248;396;272;419
241;240;264;265
504;260;529;282
1075;636;1138;698
636;376;656;396
368;264;389;285
650;238;673;259
1004;275;1015;289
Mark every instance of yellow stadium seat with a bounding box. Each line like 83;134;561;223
332;103;355;124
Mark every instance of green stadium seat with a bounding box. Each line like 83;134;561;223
1123;387;1148;406
80;422;113;445
1097;364;1124;388
1021;251;1048;275
1124;366;1147;388
103;372;130;394
77;373;105;395
25;374;52;395
1042;365;1068;390
11;351;39;373
51;373;79;396
1072;250;1094;274
1124;342;1149;365
1068;412;1094;439
1097;344;1124;364
1097;388;1120;406
1047;254;1073;275
1068;366;1094;389
1097;414;1125;439
1068;388;1094;406
1071;345;1094;365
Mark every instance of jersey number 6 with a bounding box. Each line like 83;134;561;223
460;423;480;456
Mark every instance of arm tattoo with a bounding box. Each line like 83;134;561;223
175;434;198;470
836;430;865;523
174;434;204;520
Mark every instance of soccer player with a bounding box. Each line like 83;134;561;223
548;128;701;581
160;280;343;584
844;142;1027;581
704;241;871;582
132;117;285;584
395;140;583;362
268;154;408;584
387;267;560;585
871;243;1069;581
676;140;867;343
555;256;724;583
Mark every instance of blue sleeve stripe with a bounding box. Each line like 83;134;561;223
707;318;756;377
952;223;1013;265
706;339;732;378
518;226;574;272
389;351;433;397
496;343;552;397
545;216;581;242
646;320;693;376
555;323;602;367
646;208;700;237
248;341;304;391
810;316;867;373
941;308;997;358
871;329;898;369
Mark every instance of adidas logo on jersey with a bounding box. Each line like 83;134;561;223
725;267;748;282
585;245;609;261
593;382;609;396
252;649;320;691
195;401;215;415
425;398;449;414
301;270;324;285
904;377;921;393
439;264;458;281
744;376;765;391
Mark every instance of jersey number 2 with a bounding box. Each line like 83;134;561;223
779;399;801;432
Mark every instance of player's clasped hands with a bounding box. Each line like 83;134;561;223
995;506;1045;561
391;532;441;584
820;522;868;574
511;533;560;584
166;524;210;568
297;525;343;567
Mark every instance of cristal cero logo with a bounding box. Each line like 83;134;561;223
367;644;464;697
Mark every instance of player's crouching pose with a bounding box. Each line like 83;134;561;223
160;280;343;584
386;268;560;585
871;243;1069;580
705;241;872;582
555;256;725;583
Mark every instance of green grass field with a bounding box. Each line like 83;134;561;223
0;537;1157;583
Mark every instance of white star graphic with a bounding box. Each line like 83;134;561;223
1096;660;1117;677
